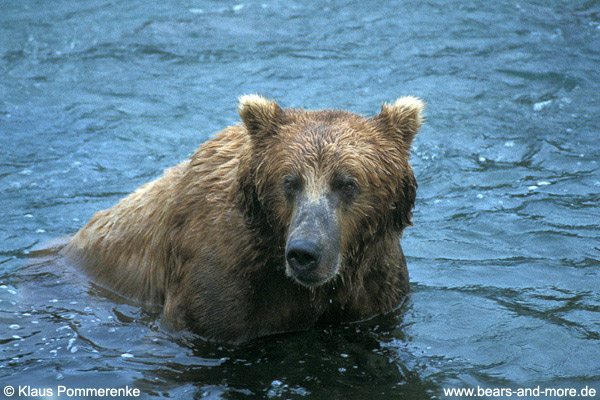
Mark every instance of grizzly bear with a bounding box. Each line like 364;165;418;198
63;95;424;342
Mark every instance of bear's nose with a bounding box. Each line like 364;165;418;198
286;239;321;272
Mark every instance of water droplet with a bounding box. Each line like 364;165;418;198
533;100;552;111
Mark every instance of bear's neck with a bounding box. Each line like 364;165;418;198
319;231;409;322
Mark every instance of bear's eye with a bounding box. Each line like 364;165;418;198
282;176;301;197
343;181;357;193
334;178;358;199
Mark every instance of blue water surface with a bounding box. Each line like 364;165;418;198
1;0;599;398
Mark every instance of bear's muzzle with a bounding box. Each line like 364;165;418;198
285;195;341;287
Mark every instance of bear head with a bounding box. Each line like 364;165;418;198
237;95;424;288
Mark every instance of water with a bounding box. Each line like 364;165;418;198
1;0;599;398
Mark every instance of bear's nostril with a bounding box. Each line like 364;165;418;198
286;240;321;271
288;249;318;268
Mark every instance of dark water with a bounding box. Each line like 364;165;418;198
1;0;599;398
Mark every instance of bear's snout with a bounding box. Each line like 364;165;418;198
285;195;341;287
286;239;322;274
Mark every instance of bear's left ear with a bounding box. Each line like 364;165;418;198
372;96;425;150
238;94;286;138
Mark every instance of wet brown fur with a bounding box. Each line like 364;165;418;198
63;95;424;342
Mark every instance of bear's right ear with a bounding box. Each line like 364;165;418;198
238;95;286;138
372;96;425;150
